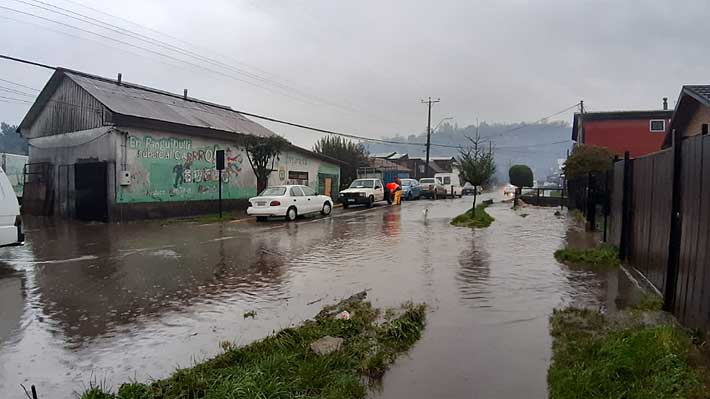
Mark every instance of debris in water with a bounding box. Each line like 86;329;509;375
243;310;257;319
335;310;351;320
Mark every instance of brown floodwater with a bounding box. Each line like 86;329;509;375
0;195;639;398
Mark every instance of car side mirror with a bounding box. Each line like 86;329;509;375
375;186;381;189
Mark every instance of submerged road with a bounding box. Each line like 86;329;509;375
0;195;631;398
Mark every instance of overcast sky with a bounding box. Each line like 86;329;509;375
0;0;705;148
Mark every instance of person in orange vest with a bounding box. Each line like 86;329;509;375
386;178;403;205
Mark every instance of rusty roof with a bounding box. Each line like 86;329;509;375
20;68;276;138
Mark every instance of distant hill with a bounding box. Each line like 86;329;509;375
366;121;571;182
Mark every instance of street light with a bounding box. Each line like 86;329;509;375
433;117;454;133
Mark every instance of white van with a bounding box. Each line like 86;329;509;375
0;167;23;247
434;173;463;198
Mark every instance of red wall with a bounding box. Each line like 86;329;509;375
584;119;669;158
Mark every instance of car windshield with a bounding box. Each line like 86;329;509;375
349;179;374;188
420;178;435;183
401;179;415;186
259;187;286;196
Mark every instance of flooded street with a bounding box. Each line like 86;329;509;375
0;195;633;398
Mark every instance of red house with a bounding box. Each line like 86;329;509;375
571;107;673;157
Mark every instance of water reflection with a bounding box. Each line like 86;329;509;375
456;239;491;307
0;263;25;343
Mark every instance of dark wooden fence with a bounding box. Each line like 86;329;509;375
610;132;710;331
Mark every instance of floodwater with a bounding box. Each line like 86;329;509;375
0;195;639;398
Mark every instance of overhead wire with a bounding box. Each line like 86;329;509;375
0;53;576;153
7;0;404;126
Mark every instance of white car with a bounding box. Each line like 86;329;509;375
0;167;22;246
339;178;386;208
503;184;518;197
247;185;333;221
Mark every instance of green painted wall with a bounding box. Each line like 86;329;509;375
117;132;256;203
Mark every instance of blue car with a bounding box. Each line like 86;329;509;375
400;178;422;200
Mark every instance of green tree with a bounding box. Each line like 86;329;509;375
243;135;289;193
0;122;28;155
456;135;496;215
509;164;533;188
563;144;614;178
313;135;368;188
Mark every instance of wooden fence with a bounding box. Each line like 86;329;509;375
610;132;710;331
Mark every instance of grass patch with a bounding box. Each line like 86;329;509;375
243;310;257;319
451;203;494;228
632;293;664;312
80;299;426;399
570;209;585;223
549;307;710;399
554;245;620;268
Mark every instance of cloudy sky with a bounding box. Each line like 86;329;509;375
0;0;704;148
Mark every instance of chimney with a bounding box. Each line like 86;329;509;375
183;89;188;100
117;73;122;85
663;97;668;110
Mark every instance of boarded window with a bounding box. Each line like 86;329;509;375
289;171;308;180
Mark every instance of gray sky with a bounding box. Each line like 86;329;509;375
0;0;705;148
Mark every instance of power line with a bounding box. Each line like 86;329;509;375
7;0;402;126
0;85;35;97
0;53;577;152
0;77;39;91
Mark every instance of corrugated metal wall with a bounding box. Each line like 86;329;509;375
26;77;107;138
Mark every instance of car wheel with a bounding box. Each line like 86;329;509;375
321;202;332;216
343;203;349;209
286;206;297;221
367;195;374;208
256;216;267;222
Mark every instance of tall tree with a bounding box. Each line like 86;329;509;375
0;122;28;155
313;135;368;188
563;144;614;178
456;135;496;215
243;135;289;193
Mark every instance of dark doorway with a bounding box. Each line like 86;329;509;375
75;162;108;221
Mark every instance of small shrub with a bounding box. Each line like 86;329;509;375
554;245;619;268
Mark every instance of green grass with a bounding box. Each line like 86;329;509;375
549;307;709;399
570;209;585;223
633;293;664;312
554;245;620;268
451;203;494;228
80;300;426;399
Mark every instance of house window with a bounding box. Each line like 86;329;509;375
288;171;308;180
650;120;665;132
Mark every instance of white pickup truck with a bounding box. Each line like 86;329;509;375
339;178;386;208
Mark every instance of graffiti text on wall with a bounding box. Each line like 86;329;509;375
118;133;254;203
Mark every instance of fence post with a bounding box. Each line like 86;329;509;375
603;169;609;242
618;151;632;261
664;129;683;311
587;172;596;231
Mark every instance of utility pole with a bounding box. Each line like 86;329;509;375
579;100;585;143
421;97;440;177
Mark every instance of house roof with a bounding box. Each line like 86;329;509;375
571;110;673;141
371;151;397;159
408;156;456;161
388;152;408;160
367;157;412;172
19;68;276;138
662;85;710;148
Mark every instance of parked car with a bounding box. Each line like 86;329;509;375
462;182;482;196
0;167;23;247
503;184;518;197
400;178;422;200
434;173;463;198
339;178;386;208
247;185;333;221
419;177;447;199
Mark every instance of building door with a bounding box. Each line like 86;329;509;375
323;177;332;197
75;162;108;221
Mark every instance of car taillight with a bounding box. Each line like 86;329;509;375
269;200;281;206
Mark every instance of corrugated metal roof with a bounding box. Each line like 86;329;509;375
64;71;276;137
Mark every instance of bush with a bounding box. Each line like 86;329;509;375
563;144;615;178
509;165;533;188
